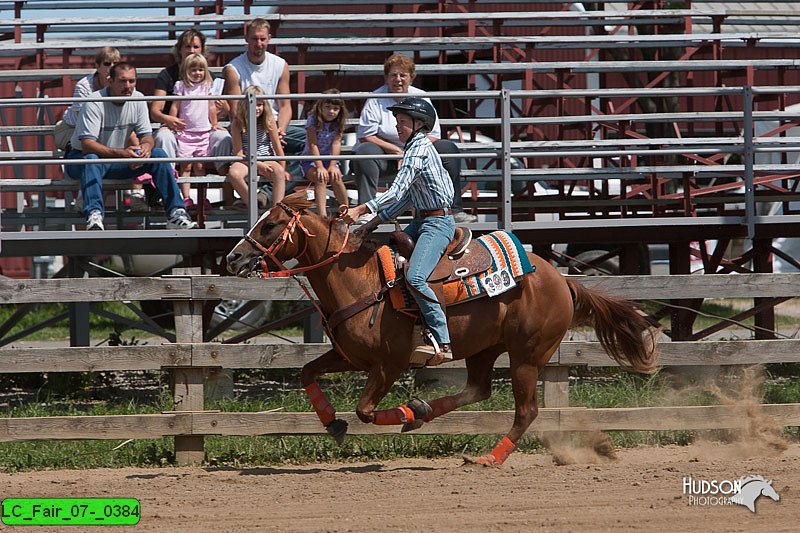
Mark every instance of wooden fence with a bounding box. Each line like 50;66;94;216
1;272;800;465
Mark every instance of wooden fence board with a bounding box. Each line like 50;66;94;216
559;340;800;366
0;278;192;304
577;273;800;299
3;339;798;373
193;404;800;435
192;277;309;301
0;414;190;442
191;343;330;369
0;345;191;372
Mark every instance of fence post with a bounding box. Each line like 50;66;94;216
541;366;569;408
170;267;205;466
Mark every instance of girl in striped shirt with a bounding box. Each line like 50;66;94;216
227;85;290;208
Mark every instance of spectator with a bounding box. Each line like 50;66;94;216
301;89;349;216
168;53;223;208
222;18;305;179
150;29;230;173
227;85;291;208
62;47;121;128
352;53;477;224
64;63;197;231
57;47;149;212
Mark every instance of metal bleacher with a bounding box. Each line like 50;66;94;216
5;1;800;276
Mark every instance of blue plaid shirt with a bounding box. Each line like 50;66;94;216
365;132;454;221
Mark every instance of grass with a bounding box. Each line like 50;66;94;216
0;302;147;343
0;367;798;472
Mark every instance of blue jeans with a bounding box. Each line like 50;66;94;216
65;148;183;217
404;214;456;345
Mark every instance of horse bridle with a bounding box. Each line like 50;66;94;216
243;202;350;278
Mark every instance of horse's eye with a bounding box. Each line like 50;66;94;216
260;221;276;236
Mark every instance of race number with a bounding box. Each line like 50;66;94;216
480;267;516;297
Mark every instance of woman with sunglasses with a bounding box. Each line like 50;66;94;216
62;47;121;127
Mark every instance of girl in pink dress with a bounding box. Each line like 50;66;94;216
168;53;221;206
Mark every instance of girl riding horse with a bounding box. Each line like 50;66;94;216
227;192;658;466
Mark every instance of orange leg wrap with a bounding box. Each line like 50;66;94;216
423;396;458;422
305;382;336;427
373;405;414;425
479;437;516;466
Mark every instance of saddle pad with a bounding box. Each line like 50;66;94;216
459;231;535;300
377;231;535;311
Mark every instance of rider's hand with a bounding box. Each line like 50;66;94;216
343;204;368;225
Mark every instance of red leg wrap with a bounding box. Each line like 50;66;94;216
304;382;336;427
373;405;414;425
482;437;516;465
424;396;457;422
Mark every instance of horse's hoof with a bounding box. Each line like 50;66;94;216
401;419;424;433
462;454;500;467
407;397;433;420
326;419;348;445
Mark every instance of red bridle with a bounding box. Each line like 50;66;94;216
243;202;350;278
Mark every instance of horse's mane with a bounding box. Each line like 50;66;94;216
739;475;768;486
280;190;316;212
281;190;379;256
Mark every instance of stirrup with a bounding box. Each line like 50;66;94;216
427;344;453;366
411;344;453;367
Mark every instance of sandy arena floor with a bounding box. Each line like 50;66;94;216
0;441;796;532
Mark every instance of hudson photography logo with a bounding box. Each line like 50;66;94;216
683;475;781;513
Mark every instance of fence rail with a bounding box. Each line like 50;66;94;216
0;273;799;464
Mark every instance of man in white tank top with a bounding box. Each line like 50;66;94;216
223;18;304;183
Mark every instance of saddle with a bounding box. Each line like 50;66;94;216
390;227;493;283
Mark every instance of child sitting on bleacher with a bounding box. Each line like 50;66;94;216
168;53;221;209
301;89;349;217
226;85;291;209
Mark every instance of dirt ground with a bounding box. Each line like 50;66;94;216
0;442;796;532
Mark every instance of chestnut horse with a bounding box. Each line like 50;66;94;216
226;192;658;466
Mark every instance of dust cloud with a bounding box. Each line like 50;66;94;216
688;365;788;460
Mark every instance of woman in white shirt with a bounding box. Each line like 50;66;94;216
352;53;476;223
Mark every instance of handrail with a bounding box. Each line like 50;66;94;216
4;85;800;236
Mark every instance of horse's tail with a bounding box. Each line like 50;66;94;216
566;278;658;374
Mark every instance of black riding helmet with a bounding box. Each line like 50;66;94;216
387;96;437;131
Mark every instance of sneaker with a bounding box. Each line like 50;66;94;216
86;210;104;231
453;211;478;224
129;193;150;213
166;207;198;230
183;197;195;210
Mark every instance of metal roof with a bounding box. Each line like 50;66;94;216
692;2;800;34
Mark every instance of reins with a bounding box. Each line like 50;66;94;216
245;202;351;279
243;202;354;360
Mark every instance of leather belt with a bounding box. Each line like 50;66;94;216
419;208;452;218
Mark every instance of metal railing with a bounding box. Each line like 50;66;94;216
3;84;800;240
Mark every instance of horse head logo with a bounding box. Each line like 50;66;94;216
730;476;780;513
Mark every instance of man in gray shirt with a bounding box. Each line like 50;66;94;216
64;62;196;231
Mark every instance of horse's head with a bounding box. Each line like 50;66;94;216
760;480;780;502
226;191;317;277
